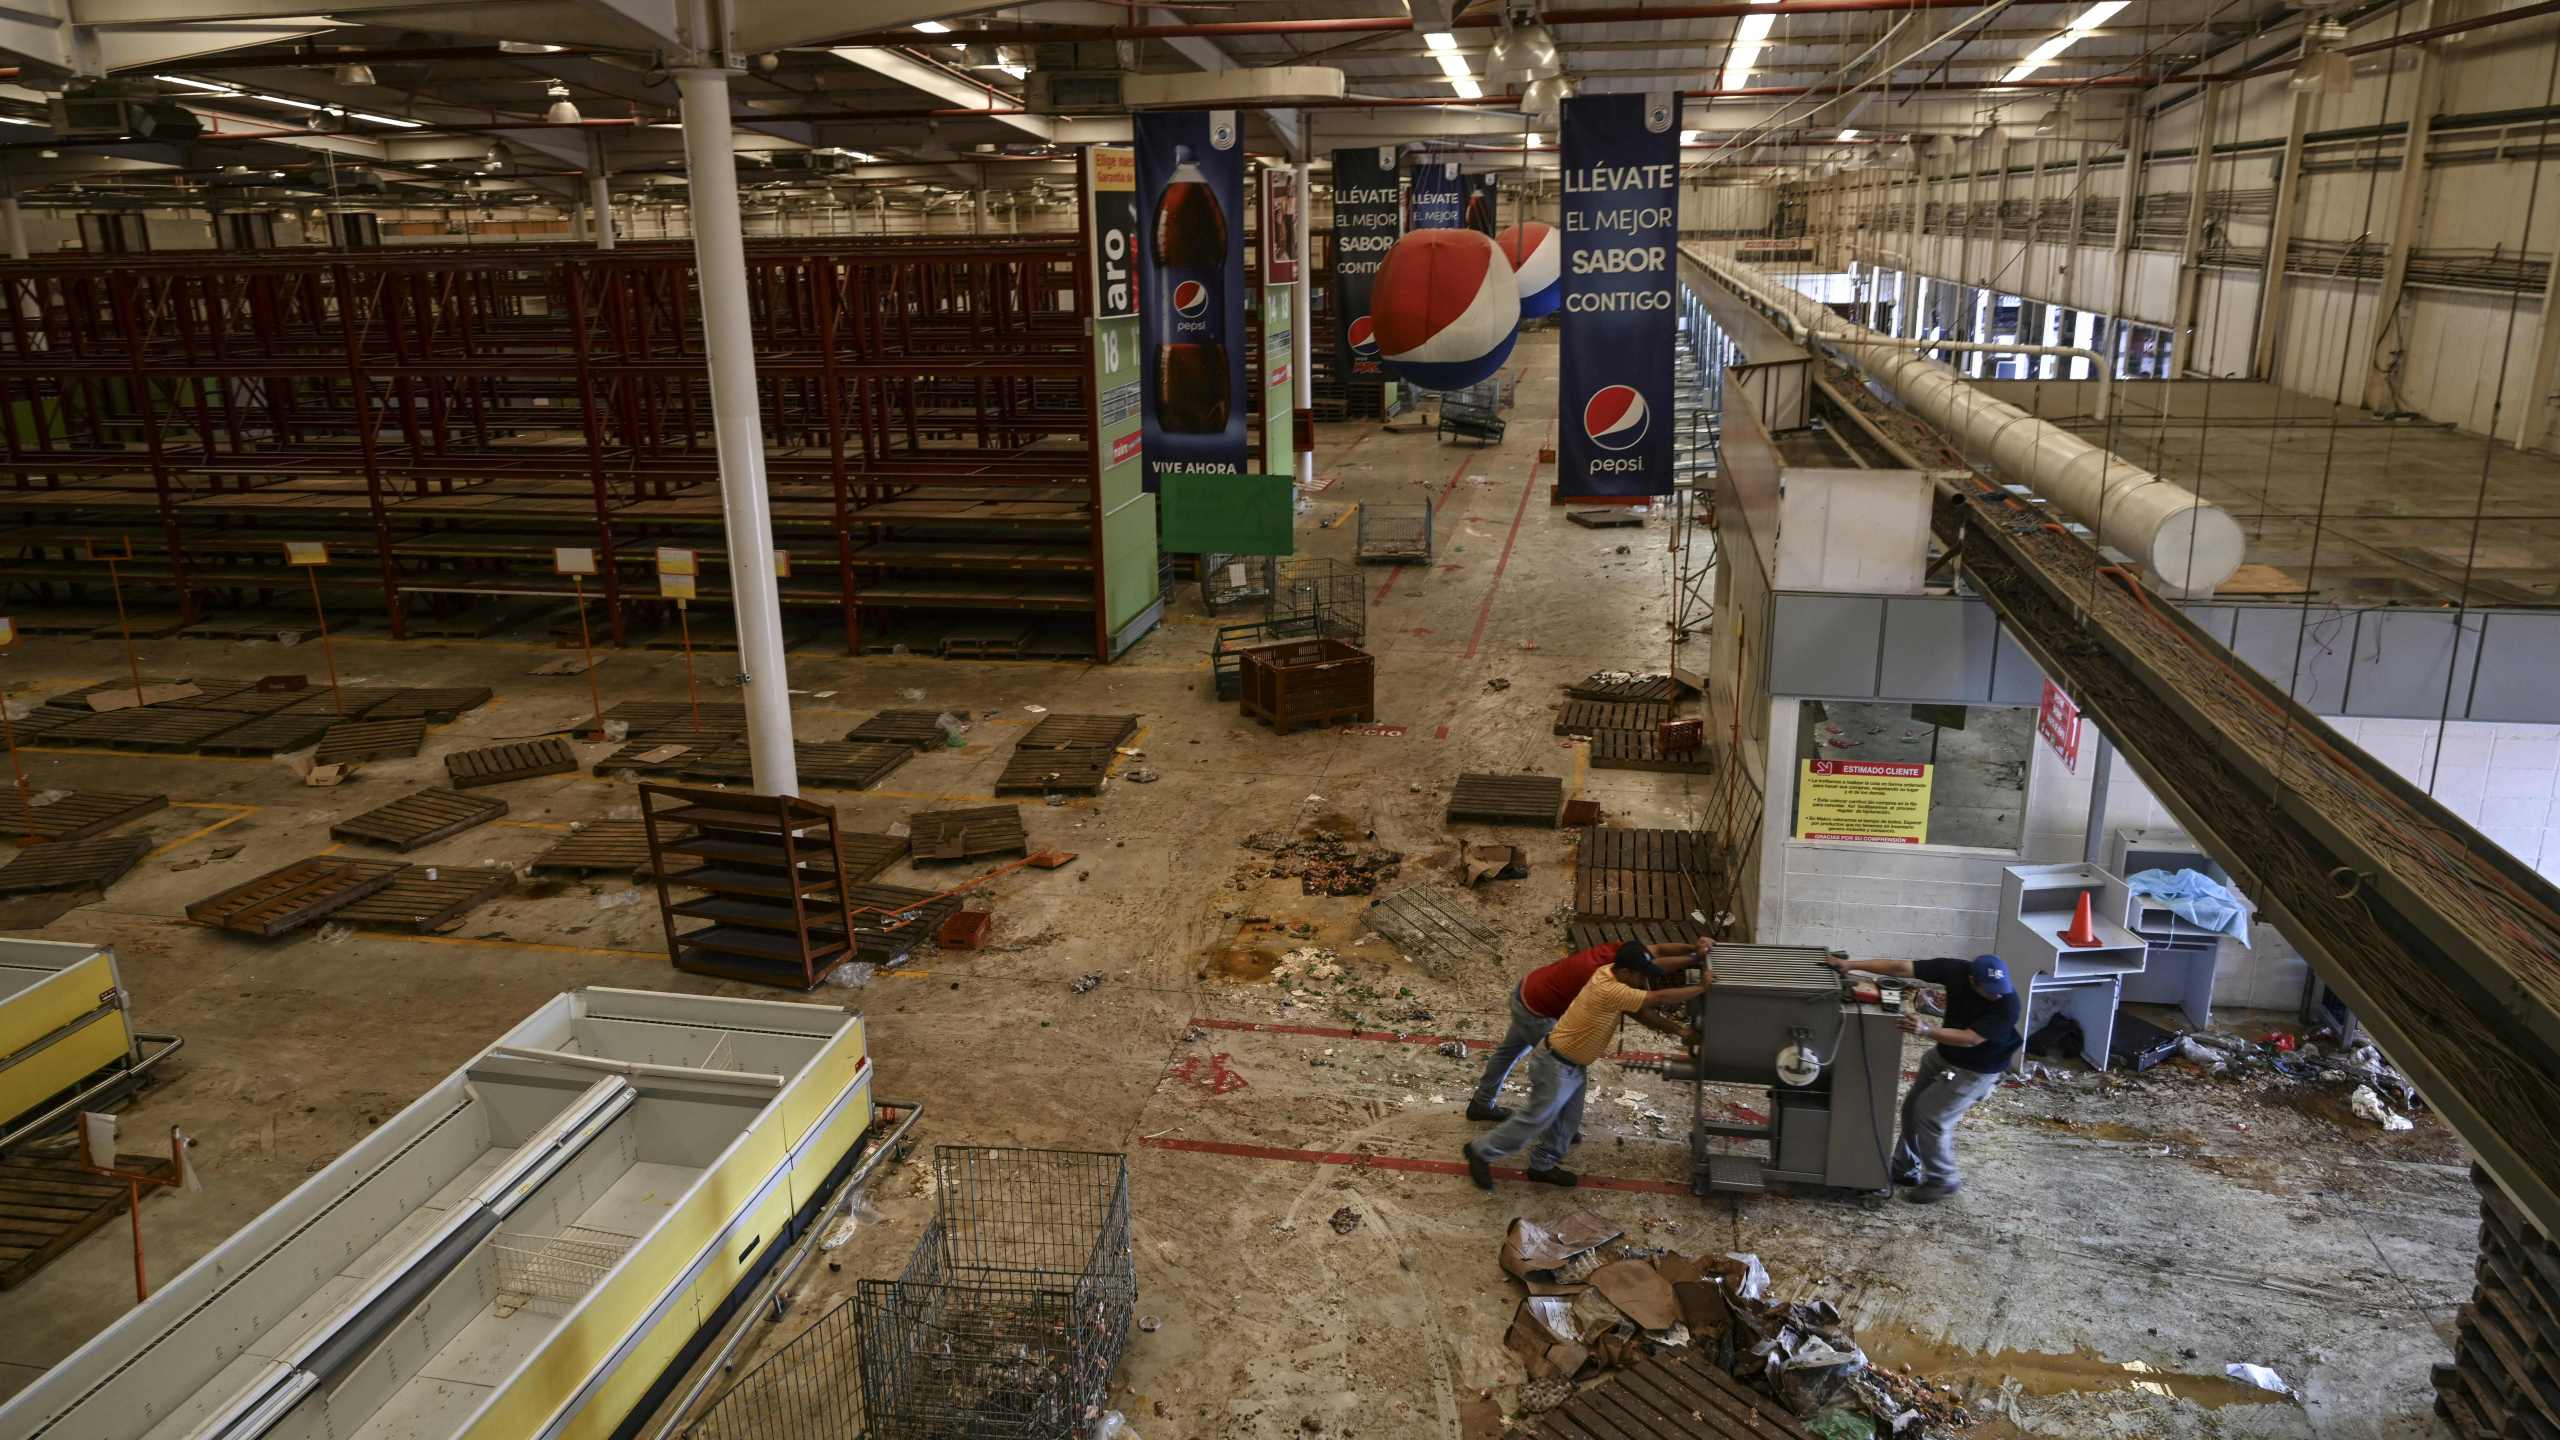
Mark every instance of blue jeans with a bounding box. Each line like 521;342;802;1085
1469;983;1555;1107
1891;1058;2001;1186
1470;1046;1588;1171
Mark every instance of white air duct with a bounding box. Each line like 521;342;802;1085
1699;250;2244;596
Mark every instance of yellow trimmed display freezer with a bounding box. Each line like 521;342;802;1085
0;938;181;1154
0;986;878;1440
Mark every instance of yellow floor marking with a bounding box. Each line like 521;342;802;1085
145;801;259;859
1569;744;1590;801
1323;504;1358;530
25;746;275;765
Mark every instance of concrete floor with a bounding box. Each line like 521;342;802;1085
0;331;2474;1439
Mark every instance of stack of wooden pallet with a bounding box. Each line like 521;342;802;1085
1570;827;1727;940
1553;681;1714;776
996;713;1136;796
2436;1166;2560;1439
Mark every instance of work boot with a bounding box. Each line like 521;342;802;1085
1902;1180;1961;1204
1525;1165;1579;1188
1890;1168;1921;1187
1463;1143;1493;1191
1466;1101;1512;1123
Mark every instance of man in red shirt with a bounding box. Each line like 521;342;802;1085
1466;936;1710;1121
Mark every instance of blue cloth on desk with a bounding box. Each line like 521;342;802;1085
2127;867;2251;943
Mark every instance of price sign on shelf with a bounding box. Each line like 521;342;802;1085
0;616;15;649
553;547;598;577
656;547;697;577
661;572;697;601
283;541;331;567
772;550;792;579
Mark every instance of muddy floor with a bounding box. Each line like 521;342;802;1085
0;330;2471;1438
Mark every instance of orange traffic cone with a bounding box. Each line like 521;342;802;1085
2060;890;2100;948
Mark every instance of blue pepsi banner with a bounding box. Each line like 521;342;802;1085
1331;145;1399;382
1408;157;1464;229
1464;172;1500;236
1560;91;1680;498
1137;110;1245;491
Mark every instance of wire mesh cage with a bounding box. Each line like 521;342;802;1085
680;1297;867;1440
1200;553;1276;615
490;1225;636;1318
1271;556;1365;645
857;1147;1136;1440
1354;499;1435;565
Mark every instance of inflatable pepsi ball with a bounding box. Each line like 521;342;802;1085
1495;220;1561;318
1371;228;1521;391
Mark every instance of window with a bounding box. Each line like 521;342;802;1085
1791;700;2033;850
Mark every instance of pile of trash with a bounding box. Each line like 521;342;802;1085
1498;1215;1969;1437
1242;829;1403;897
2167;1027;2424;1128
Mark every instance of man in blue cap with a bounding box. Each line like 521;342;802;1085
1823;953;2022;1202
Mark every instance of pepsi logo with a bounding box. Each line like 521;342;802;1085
1173;280;1209;319
1585;385;1649;451
1347;315;1379;358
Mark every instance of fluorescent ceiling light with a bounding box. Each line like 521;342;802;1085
155;74;237;94
1721;2;1779;91
0;116;36;126
351;111;423;128
1424;31;1459;53
1435;51;1472;79
1452;75;1483;99
998;63;1026;78
2005;1;2130;83
913;20;950;32
1837;127;1859;140
249;93;326;111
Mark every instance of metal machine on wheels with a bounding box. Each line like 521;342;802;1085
1637;944;1901;1200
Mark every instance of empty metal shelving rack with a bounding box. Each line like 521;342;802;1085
640;783;861;990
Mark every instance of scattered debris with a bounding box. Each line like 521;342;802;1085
1126;767;1160;784
1438;1039;1469;1059
1459;843;1528;886
1249;829;1403;897
1071;972;1104;994
2350;1084;2414;1131
1486;677;1512;692
2225;1363;2296;1398
1328;1205;1361;1235
303;763;351;787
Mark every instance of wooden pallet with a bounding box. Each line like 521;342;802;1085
1581;827;1724;876
838;833;911;884
330;789;509;852
995;745;1113;794
1017;712;1138;751
314;718;428;766
334;867;512;932
185;856;405;937
2440;1166;2560;1440
6;791;166;844
846;883;961;964
44;706;249;752
1553;700;1672;737
1535;1350;1818;1440
183;689;315;716
908;805;1028;863
1564;507;1647;530
42;678;193;711
0;1153;176;1291
1588;729;1718;774
940;619;1038;657
283;688;393;718
529;821;661;876
194;711;336;756
593;740;712;776
1565;673;1683;705
845;709;956;750
677;742;913;791
0;706;84;741
1447;772;1563;827
446;737;579;788
605;700;747;732
358;686;494;722
1565;918;1704;952
0;835;152;895
1575;864;1710;923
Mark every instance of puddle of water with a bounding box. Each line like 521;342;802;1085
1864;1326;2292;1409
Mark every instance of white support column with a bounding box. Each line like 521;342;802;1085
2172;84;2222;376
2366;35;2443;413
2252;84;2311;380
0;195;24;261
589;135;616;251
2515;221;2560;450
1292;155;1314;492
677;63;796;796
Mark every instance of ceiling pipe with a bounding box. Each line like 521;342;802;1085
1698;248;2244;596
824;0;2007;46
115;43;613;74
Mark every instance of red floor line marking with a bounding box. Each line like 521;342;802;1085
1306;428;1375;494
1188;1016;1670;1064
1460;425;1547;660
1142;1136;1693;1198
1372;451;1482;605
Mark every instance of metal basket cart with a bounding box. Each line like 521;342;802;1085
1354;498;1436;565
1273;556;1365;644
1201;553;1276;615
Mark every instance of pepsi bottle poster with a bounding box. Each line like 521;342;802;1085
1330;145;1398;382
1137;110;1245;491
1560;91;1681;498
1463;172;1500;236
1408;157;1464;230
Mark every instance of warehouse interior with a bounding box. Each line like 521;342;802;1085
0;1;2555;1438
